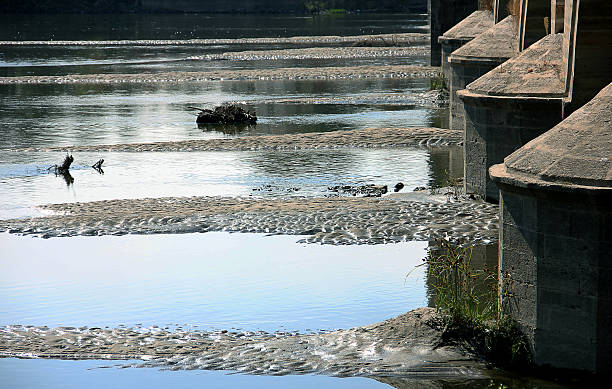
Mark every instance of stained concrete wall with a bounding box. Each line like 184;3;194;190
565;0;612;112
441;40;466;85
494;0;511;22
462;96;563;201
448;14;518;131
520;0;550;50
439;10;494;90
428;0;479;65
498;186;612;372
449;59;500;129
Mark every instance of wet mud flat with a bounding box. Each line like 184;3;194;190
0;33;429;47
0;65;439;85
187;46;428;61
0;308;486;379
1;193;498;245
14;127;462;153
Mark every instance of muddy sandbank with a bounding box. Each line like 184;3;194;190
186;46;427;62
0;33;429;47
12;127;461;153
0;308;485;378
1;193;498;245
0;65;440;85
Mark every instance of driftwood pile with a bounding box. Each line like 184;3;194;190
193;105;257;125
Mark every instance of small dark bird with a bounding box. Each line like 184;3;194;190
394;182;404;192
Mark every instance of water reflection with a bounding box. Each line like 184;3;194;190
0;13;428;41
197;122;254;134
0;357;574;389
0;148;444;218
0;148;444;219
0;359;392;389
0;232;428;331
0;78;435;149
428;146;464;188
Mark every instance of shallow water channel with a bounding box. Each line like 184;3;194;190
0;12;568;389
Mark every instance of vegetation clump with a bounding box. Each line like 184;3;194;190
193;104;257;126
419;239;532;369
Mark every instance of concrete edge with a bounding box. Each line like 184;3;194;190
448;54;509;66
489;163;612;195
456;88;567;102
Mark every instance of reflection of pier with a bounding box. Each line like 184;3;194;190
431;0;611;373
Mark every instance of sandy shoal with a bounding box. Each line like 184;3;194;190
14;127;461;153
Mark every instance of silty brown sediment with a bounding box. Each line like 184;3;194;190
1;195;499;245
0;308;485;378
13;127;462;153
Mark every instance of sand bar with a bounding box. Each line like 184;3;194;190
12;127;461;153
1;193;498;245
0;308;485;378
0;65;440;85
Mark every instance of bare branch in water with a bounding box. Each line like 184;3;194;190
92;158;104;174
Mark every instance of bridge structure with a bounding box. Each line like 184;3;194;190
431;0;612;373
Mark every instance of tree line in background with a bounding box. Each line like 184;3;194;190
1;0;142;13
1;0;426;14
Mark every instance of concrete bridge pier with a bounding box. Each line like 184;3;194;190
458;0;612;202
447;1;518;130
489;83;612;373
438;7;493;88
428;0;479;66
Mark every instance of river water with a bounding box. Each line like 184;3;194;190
0;12;568;389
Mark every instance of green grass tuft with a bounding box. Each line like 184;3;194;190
414;239;532;368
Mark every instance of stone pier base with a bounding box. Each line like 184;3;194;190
459;94;563;201
496;186;612;372
428;0;479;66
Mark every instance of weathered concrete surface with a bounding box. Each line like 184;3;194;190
0;308;487;379
458;34;565;201
11;127;463;153
564;0;612;112
0;194;500;246
490;83;612;373
428;0;479;66
449;16;518;62
448;16;518;129
439;10;494;87
467;33;564;97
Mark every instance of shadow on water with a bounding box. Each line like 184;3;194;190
197;122;254;134
57;171;74;186
428;146;464;188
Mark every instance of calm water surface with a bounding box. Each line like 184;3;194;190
0;12;489;388
0;78;445;149
0;13;428;41
0;147;463;219
0;359;392;389
0;232;428;331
